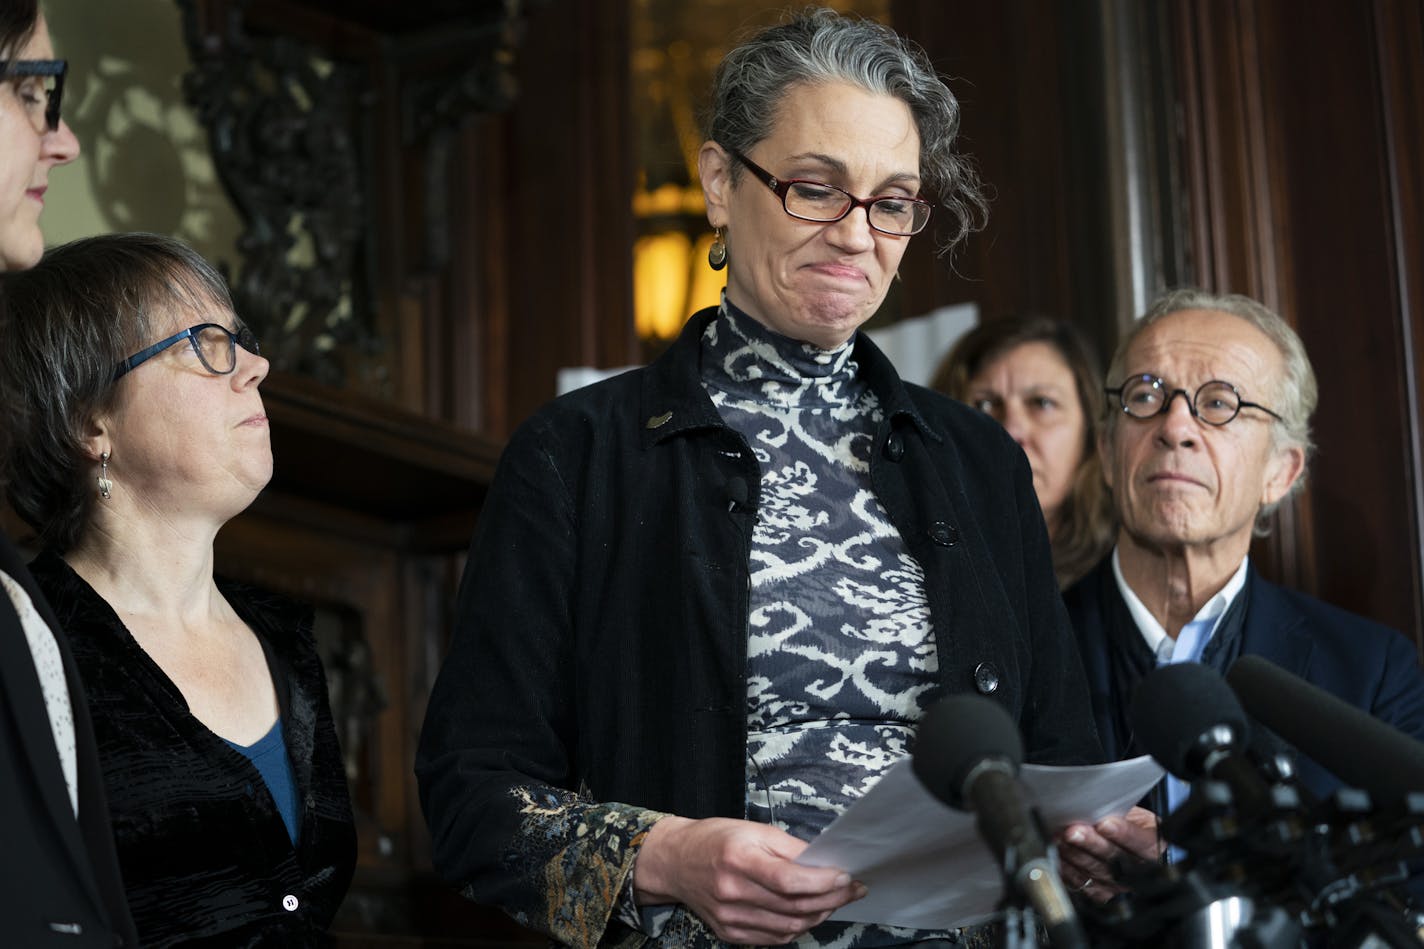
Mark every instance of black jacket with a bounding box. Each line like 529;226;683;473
1065;555;1424;799
30;552;356;948
0;533;137;947
417;307;1101;946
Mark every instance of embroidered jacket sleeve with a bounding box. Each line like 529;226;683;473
416;415;666;948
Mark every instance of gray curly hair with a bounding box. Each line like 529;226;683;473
703;7;987;256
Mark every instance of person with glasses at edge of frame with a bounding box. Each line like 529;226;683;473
0;2;135;945
0;232;356;946
1054;288;1424;900
417;8;1101;948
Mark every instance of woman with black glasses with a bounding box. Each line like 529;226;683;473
0;232;355;946
0;1;73;272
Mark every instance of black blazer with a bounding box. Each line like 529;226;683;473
0;532;137;947
1066;556;1424;799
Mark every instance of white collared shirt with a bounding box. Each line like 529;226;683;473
1111;548;1250;821
1112;547;1250;666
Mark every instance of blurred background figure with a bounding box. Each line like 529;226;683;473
0;2;138;944
0;232;355;946
932;315;1114;588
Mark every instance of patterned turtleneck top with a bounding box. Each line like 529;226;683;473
700;300;953;948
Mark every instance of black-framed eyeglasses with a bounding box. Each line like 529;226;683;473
1;59;66;132
1105;374;1284;426
728;148;933;237
113;323;260;381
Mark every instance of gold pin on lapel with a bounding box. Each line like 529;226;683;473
646;411;673;429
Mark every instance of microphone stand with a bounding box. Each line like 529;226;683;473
997;841;1037;949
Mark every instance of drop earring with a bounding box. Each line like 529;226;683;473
97;451;112;500
708;227;728;271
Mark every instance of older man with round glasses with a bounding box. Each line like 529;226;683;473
1054;288;1424;895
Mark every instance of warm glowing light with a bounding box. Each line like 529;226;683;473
634;232;693;340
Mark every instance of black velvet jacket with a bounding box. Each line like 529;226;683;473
31;552;356;948
416;307;1102;947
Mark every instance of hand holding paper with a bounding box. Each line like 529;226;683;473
796;755;1164;930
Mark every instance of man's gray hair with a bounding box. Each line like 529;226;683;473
1105;288;1318;523
703;7;987;257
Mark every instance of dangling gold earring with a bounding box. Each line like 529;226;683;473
708;227;728;271
97;451;112;500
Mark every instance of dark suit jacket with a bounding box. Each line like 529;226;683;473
1065;555;1424;799
0;532;136;946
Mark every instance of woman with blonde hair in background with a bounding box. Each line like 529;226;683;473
933;314;1114;588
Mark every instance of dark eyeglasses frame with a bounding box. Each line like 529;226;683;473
112;323;260;381
728;149;933;237
1;58;66;132
1105;374;1284;426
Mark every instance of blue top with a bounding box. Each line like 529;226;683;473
226;719;301;846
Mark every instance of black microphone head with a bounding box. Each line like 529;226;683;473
912;693;1024;809
1131;662;1251;780
1228;655;1424;803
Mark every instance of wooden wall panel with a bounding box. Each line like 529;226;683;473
477;0;639;438
890;0;1116;354
1174;0;1424;640
1375;0;1424;641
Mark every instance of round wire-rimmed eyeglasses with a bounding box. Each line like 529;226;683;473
1105;374;1284;426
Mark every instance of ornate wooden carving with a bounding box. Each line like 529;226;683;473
175;0;536;392
177;0;374;386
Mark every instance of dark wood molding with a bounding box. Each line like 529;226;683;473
260;369;500;541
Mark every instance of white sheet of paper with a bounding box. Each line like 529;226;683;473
795;755;1164;930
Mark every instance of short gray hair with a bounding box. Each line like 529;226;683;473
0;233;235;552
1105;288;1317;523
704;7;987;256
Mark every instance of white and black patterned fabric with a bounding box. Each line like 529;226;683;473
703;302;954;948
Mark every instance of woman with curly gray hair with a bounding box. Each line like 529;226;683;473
418;9;1098;948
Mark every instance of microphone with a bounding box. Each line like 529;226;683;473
1226;655;1424;805
914;694;1086;949
1131;662;1273;817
